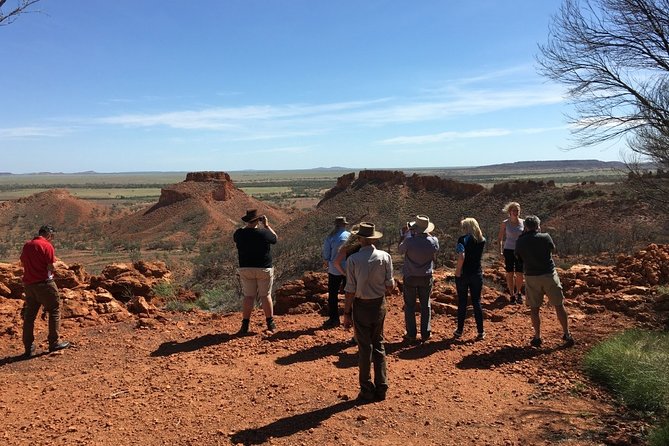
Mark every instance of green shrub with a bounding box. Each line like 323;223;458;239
584;329;669;413
649;419;669;446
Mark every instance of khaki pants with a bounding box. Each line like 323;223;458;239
23;280;61;348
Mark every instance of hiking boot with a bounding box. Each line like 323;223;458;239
266;317;276;333
453;330;463;339
322;318;340;329
374;390;387;401
48;341;70;353
530;337;542;347
355;391;375;404
562;333;575;347
23;344;35;359
237;319;250;335
476;332;486;341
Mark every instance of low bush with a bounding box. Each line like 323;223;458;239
584;329;669;412
584;329;669;444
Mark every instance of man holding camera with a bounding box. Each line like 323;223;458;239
234;209;278;334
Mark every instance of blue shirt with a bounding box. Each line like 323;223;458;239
322;228;350;275
456;234;486;275
398;233;439;278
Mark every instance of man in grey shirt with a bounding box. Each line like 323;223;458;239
514;215;574;348
343;222;395;402
398;215;439;342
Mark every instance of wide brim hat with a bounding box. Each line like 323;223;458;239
242;209;261;222
334;216;349;225
410;215;435;234
351;222;383;239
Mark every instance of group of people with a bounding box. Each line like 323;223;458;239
19;203;574;404
317;204;575;401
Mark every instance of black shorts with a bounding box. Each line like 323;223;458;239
503;249;523;273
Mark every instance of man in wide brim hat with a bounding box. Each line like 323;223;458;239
241;209;262;223
351;222;383;239
410;215;435;234
343;220;394;402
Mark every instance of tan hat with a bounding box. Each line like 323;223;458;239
351;222;383;239
334;216;349;225
411;215;435;233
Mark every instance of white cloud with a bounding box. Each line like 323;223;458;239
379;125;567;145
0;126;76;139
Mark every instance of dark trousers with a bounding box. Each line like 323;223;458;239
327;273;345;320
402;275;433;339
455;273;484;334
22;280;61;348
352;297;387;397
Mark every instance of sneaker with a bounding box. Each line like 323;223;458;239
509;294;517;304
562;333;575;347
476;332;486;341
237;319;250;335
48;341;70;353
530;337;542;347
515;294;524;305
453;330;463;339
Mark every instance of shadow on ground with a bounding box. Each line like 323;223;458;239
457;344;565;369
230;399;358;445
150;333;235;357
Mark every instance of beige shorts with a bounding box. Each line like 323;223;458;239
238;267;274;299
525;271;565;308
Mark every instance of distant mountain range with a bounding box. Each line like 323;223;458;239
1;159;656;175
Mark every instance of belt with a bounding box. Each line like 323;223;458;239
354;296;384;303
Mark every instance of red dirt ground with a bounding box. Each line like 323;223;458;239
0;293;650;446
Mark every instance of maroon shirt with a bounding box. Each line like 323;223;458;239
20;236;55;284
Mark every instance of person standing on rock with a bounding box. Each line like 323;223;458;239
234;210;278;335
514;215;575;348
20;225;71;358
343;222;395;402
321;216;350;328
398;215;439;343
497;201;525;304
454;218;486;340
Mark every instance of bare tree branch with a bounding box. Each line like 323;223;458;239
538;0;669;209
0;0;41;26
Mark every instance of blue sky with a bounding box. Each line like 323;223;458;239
1;0;625;173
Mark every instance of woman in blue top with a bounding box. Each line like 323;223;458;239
454;218;486;340
497;201;525;304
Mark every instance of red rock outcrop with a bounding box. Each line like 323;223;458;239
319;170;486;205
